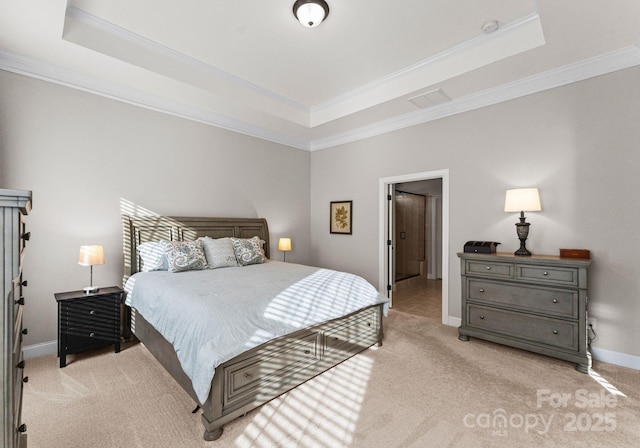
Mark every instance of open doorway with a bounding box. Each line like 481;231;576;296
378;169;449;325
393;180;442;320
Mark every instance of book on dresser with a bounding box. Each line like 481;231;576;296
457;251;592;373
1;188;32;448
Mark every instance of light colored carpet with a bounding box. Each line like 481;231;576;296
23;310;640;447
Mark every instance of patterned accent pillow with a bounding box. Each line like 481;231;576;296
230;236;267;266
161;240;207;273
199;237;238;269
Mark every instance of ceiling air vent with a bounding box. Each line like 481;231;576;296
408;88;451;109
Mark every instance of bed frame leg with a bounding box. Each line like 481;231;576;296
203;427;223;441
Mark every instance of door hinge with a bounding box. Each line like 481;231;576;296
387;284;392;291
387;239;392;246
387;194;392;201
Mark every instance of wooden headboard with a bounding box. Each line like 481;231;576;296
122;215;270;284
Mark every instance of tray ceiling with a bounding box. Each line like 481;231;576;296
1;0;639;150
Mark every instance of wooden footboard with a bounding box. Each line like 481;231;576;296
130;303;384;441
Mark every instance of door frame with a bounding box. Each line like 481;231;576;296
378;169;450;325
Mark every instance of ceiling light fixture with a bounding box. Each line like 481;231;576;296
293;0;330;28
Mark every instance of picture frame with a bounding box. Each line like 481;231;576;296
330;201;352;234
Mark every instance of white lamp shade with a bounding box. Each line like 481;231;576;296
504;188;542;212
278;238;292;251
294;1;329;28
78;245;105;266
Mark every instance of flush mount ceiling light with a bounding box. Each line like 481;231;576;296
293;0;330;28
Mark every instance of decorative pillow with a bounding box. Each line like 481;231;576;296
161;240;207;273
137;241;168;272
199;237;238;269
230;236;267;266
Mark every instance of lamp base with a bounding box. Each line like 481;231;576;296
514;245;532;256
83;286;99;294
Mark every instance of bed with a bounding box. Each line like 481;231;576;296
121;215;387;441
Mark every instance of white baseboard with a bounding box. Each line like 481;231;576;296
23;340;57;360
445;315;639;371
591;346;640;371
447;316;462;327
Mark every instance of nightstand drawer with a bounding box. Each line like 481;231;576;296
516;264;579;287
60;297;119;326
465;260;514;279
467;305;578;351
467;279;578;319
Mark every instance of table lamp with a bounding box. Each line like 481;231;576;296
78;245;104;293
504;188;542;256
278;238;291;262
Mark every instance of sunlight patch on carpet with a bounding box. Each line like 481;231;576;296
234;353;375;447
589;369;627;398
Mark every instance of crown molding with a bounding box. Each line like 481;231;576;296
65;5;309;114
0;49;310;150
1;41;638;152
310;13;541;117
310;43;640;151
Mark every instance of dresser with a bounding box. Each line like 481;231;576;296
1;189;32;448
457;252;592;373
55;287;123;368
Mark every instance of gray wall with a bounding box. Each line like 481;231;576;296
2;64;639;362
310;66;640;358
0;70;311;347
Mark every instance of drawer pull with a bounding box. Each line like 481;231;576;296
18;424;27;433
89;332;96;338
479;288;485;293
303;349;311;355
22;231;31;241
15;297;25;306
367;322;371;327
89;310;96;315
479;315;485;320
485;266;492;270
244;373;252;379
21;280;28;287
553;330;559;335
23;376;29;383
22;328;28;335
552;299;558;304
543;271;549;276
17;360;25;369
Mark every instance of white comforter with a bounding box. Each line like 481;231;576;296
124;260;388;404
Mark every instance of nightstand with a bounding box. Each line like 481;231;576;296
55;286;124;368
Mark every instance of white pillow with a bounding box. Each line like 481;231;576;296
137;241;168;272
199;237;238;269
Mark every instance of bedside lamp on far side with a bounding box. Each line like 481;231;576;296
278;238;292;262
504;188;542;256
78;245;104;293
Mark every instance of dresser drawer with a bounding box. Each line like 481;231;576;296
467;305;578;351
465;260;514;279
467;279;578;319
516;264;579;287
223;331;321;410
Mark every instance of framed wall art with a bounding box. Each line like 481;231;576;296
330;200;352;234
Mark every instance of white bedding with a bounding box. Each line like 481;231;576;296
124;260;389;404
